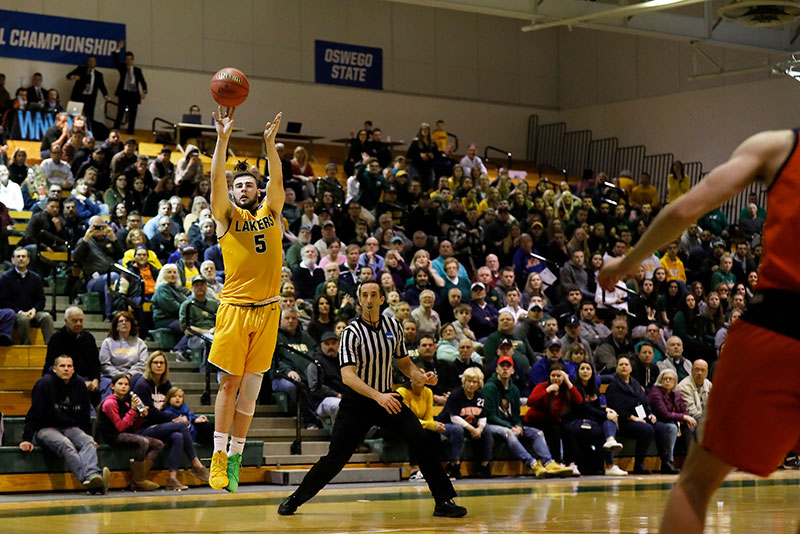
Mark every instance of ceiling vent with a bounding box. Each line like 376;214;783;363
718;0;800;27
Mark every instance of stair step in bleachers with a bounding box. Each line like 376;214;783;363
268;466;400;486
265;453;379;467
0;346;46;367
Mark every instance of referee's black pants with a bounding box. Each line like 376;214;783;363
292;394;457;505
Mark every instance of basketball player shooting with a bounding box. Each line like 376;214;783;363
207;106;284;492
599;128;800;534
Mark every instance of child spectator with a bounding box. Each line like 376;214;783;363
163;387;213;444
97;373;163;491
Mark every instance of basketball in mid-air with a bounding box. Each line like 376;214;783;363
210;67;249;107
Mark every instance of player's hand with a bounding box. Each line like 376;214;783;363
598;256;638;292
375;392;403;414
213;106;236;139
263;112;283;147
422;371;438;386
19;441;34;452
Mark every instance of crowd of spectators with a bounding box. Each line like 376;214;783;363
1;108;766;483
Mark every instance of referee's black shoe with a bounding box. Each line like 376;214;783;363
433;500;467;518
277;493;301;515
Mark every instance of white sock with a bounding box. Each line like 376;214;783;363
213;432;229;454
228;436;246;456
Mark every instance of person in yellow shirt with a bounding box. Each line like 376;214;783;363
617;170;635;198
431;119;448;152
667;160;691;203
630;172;661;210
659;241;686;283
397;370;446;481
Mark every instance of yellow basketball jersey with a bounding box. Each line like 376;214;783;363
218;202;283;305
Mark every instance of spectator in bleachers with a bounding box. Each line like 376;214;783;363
666;160;690;204
553;285;583;328
0;247;54;344
459;144;487;180
657;336;692;384
163;387;212;444
271;307;320;428
314;220;338;258
578;300;610;349
656;279;682;327
560;314;592;361
567;361;627;476
121;229;158;267
132;351;210;489
411;289;441;340
175;244;200;289
730;242;756;285
441;257;471;303
39;112;69;159
307;295;335;344
526;363;583;474
74;216;123;317
677;359;711;427
433;322;459;363
110;139;138;176
406;123;436;191
103;173;128;215
68;178;104;222
149;216;177;263
468;282;499;341
115;209;142;245
0;165;23;210
22;196;69;256
98;310;148;393
648;368;694;473
630;172;660;211
8;147;31;186
20;354;110;494
109;202;128;234
43;307;101;398
307;331;345;424
514;300;546;352
521;271;551;312
148;148;174;184
594;318;634;375
316;163;345;208
482;356;572;478
631;340;660;392
75;149;110;191
70;135;95;176
412;335;450;406
41;144;74;190
151;264;188;339
344;129;368;177
710;253;736;291
199;260;223;296
97;373;162;491
292;245;324;300
175;146;203;197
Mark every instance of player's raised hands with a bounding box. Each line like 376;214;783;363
263;112;283;147
213;106;236;139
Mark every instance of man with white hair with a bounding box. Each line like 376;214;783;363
657;336;693;385
286;226;312;270
458;144;487;177
43;307;100;395
292;245;324;299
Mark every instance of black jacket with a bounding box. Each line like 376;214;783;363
112;51;147;102
23;372;92;442
0;268;45;313
44;327;100;381
22;211;69;251
66;65;108;101
307;352;346;404
73;235;124;279
605;374;651;421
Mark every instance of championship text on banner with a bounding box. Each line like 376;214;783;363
314;40;383;90
0;9;125;68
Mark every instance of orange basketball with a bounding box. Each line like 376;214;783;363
210;67;249;107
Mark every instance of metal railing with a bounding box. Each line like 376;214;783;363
151;117;176;144
483;145;513;172
616;145;646;182
588;137;619;179
562;129;592;177
526;114;539;161
536;122;567;171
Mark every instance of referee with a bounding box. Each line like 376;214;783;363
278;280;467;518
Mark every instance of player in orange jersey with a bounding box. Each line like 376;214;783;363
206;106;284;492
600;128;800;534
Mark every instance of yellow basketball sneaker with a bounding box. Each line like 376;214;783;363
209;451;229;490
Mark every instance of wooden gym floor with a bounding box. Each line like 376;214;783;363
1;471;799;534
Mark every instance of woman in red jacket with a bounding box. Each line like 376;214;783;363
526;363;583;476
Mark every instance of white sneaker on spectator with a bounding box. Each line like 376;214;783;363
605;465;628;476
569;463;581;477
603;438;623;452
409;471;425;482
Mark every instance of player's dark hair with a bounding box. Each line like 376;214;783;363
233;160;258;183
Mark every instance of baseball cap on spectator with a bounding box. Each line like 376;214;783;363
419;191;430;199
134;244;148;253
712;240;726;249
497;355;514;367
181;244;197;254
430;193;444;203
545;338;563;350
498;204;510;212
396;170;408;178
160;147;171;154
532;221;544;229
191;274;206;285
529;301;543;312
325;162;337;169
299;225;312;232
391;236;403;243
322;220;335;228
470;282;486;291
499;338;513;348
321;331;338;343
565;315;580;328
386;184;397;193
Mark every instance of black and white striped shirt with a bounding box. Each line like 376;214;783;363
339;315;406;393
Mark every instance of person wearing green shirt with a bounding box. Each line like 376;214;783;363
176;275;219;359
710;254;736;291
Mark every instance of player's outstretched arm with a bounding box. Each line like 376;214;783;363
599;130;789;291
210;106;235;233
264;112;285;217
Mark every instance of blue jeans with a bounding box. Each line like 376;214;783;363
139;421;197;471
485;423;553;466
569;418;619;466
87;273;119;317
35;426;100;483
655;421;679;463
443;423;493;462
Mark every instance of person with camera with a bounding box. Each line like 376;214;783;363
73;215;124;318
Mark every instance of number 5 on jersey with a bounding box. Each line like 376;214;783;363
254;234;267;253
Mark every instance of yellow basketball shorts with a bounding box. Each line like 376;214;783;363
208;302;280;376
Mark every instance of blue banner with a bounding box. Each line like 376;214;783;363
315;40;382;90
10;110;89;141
0;9;125;68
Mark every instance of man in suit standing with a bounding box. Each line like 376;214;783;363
26;73;47;111
112;41;147;134
66;56;108;124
